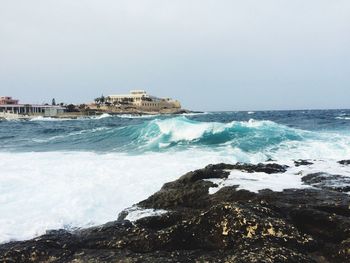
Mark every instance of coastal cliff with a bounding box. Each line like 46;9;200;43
1;161;350;262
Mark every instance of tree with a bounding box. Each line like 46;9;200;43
100;95;105;104
94;95;106;105
79;104;86;111
66;104;77;112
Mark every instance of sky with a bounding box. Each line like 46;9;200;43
0;0;349;111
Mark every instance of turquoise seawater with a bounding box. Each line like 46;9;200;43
1;110;350;154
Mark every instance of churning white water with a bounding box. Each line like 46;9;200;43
0;150;234;243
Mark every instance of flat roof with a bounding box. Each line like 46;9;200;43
0;104;65;109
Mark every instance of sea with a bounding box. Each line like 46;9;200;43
1;110;350;243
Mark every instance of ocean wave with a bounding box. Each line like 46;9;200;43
336;116;350;120
89;113;112;120
15;116;350;155
134;117;309;151
32;127;111;143
116;114;160;119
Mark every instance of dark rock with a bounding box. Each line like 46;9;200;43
338;160;350;165
138;163;288;210
302;172;350;192
294;159;314;167
223;162;289;174
1;162;349;263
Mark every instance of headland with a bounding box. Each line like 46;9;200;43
0;91;192;120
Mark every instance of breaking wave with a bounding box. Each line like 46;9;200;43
3;116;350;158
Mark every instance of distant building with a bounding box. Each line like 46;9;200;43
0;96;65;117
106;90;181;111
0;96;19;105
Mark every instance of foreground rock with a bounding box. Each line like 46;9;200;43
339;160;350;165
302;172;350;192
1;163;350;262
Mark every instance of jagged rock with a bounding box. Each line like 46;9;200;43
302;172;350;192
139;163;288;209
339;160;350;165
294;159;313;167
1;162;349;263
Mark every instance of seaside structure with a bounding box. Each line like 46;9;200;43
0;96;65;119
106;90;181;111
0;96;19;105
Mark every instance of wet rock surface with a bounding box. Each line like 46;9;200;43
1;162;350;263
302;172;350;192
294;159;314;167
339;160;350;165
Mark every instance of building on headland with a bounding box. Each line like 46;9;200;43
0;96;19;105
0;96;65;118
106;90;181;111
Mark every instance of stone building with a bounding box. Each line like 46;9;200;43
106;90;181;111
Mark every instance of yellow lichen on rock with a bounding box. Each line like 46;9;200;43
221;218;230;236
246;224;258;238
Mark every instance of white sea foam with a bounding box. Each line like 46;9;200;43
30;116;73;121
91;113;112;119
336;116;350;120
0;150;235;243
124;206;168;222
152;117;299;143
155;118;224;141
116;114;160;119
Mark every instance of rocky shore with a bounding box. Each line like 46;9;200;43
1;161;350;262
47;109;196;120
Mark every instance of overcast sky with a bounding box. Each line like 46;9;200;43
0;0;349;110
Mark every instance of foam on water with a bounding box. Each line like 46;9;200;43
124;207;168;222
90;113;112;119
336;116;350;120
30;116;73;122
116;114;160;119
0;149;235;243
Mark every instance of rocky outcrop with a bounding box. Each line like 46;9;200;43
1;163;349;263
302;172;350;192
294;159;314;167
339;160;350;165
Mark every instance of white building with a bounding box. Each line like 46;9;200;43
106;90;181;111
0;96;65;118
